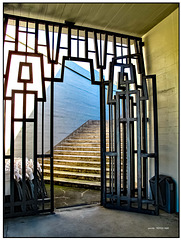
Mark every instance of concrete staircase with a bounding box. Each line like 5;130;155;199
42;120;110;189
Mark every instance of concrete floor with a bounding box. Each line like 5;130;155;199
4;205;179;238
48;184;100;208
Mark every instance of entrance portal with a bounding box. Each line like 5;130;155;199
3;14;159;218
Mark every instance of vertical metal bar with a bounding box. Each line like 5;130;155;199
100;69;106;206
113;103;117;194
143;79;149;206
51;30;55;211
55;24;61;64
137;91;142;210
139;40;146;75
50;64;54;212
3;100;6;217
22;85;27;213
41;101;44;210
77;30;79;58
130;97;135;196
3;13;7;213
113;35;116;58
122;97;126;194
121;37;123;64
35;22;38;54
126;86;131;208
94;32;100;68
109;104;112;194
127;38;131;64
85;30;88;59
68;26;71;57
34;93;38;211
116;94;120;206
10;92;15;214
45;24;51;63
100;34;102;66
142;99;147;198
26;21;28;53
52;25;54;62
139;41;147;199
152;76;159;215
134;39;141;74
15;18;19;52
110;104;114;195
103;34;108;69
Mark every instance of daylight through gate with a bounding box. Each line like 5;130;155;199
3;14;159;217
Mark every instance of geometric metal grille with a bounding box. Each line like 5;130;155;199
3;14;159;217
106;57;159;214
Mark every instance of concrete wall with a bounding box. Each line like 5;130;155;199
143;9;179;211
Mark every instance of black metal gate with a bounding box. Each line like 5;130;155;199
3;14;159;218
106;57;159;214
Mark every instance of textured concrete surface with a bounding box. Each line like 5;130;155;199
4;205;179;238
143;8;179;211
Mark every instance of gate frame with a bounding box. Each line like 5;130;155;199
3;13;159;218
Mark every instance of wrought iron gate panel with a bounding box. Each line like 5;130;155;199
4;14;159;217
106;56;159;215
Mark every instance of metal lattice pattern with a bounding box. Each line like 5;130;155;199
3;14;159;217
106;57;159;214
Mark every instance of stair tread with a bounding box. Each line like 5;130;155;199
44;163;101;170
42;159;107;165
42;159;122;164
54;150;100;153
58;142;108;145
56;146;101;149
45;120;116;188
67;139;103;141
44;169;102;177
54;154;100;158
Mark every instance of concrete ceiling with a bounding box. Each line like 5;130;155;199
4;3;179;37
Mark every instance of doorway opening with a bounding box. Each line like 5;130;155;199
43;59;105;209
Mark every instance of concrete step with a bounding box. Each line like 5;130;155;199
54;150;125;157
40;159;110;167
43;164;104;174
53;150;101;156
56;142;109;147
70;135;108;140
40;158;124;167
75;130;109;135
53;154;100;161
44;169;103;181
65;138;103;143
43;164;125;174
74;127;102;131
47;120;124;189
55;146;102;151
86;120;101;125
53;154;125;161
